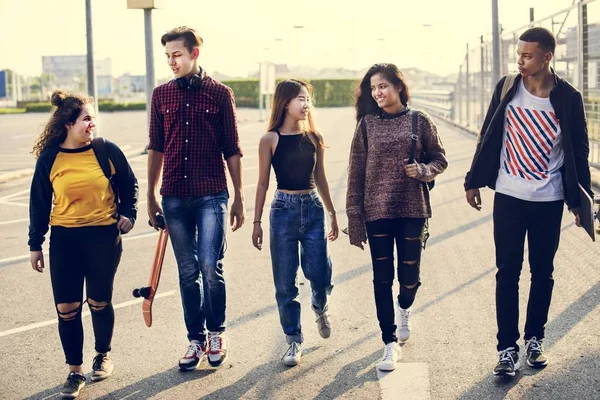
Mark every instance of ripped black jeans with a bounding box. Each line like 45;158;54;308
366;218;425;344
49;224;122;366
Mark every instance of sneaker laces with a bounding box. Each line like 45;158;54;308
282;342;301;360
316;312;330;326
92;353;108;371
525;337;542;353
210;335;222;352
184;343;202;358
399;309;410;327
498;348;516;365
382;343;396;361
66;372;85;387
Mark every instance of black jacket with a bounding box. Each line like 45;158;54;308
28;139;139;251
464;72;593;209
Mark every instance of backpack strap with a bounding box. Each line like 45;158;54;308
359;117;367;152
91;137;120;208
408;110;419;163
91;137;112;180
500;73;518;102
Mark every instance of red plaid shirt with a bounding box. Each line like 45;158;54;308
148;75;242;197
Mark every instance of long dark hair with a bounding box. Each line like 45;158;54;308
32;90;94;158
267;79;324;148
354;63;410;122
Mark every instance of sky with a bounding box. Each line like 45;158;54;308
0;0;594;79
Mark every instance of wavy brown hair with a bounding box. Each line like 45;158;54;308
266;79;324;148
32;90;94;158
161;26;203;52
354;63;410;122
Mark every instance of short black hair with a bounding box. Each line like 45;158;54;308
519;27;556;54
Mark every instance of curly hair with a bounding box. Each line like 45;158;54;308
32;90;94;158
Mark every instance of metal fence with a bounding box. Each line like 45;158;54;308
417;0;600;167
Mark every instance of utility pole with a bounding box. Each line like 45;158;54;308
86;0;99;136
492;0;501;84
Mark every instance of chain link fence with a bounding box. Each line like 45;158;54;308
449;0;600;166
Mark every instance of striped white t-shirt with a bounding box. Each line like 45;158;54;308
495;79;564;201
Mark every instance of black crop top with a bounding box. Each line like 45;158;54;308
271;130;316;190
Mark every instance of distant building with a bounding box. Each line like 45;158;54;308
117;74;146;96
41;55;112;97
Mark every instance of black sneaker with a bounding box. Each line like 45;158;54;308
525;337;549;368
60;372;86;398
91;353;114;382
493;347;521;377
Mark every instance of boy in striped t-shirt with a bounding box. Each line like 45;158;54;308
464;27;594;378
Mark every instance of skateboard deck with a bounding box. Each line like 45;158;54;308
132;215;168;327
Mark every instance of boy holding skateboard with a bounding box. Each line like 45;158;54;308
147;26;245;370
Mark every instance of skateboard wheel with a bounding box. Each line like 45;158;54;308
148;214;166;230
133;287;151;299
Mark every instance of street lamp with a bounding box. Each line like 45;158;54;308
126;0;162;138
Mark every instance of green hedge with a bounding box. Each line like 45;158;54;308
25;103;52;112
21;79;360;112
309;79;357;107
222;79;358;108
24;101;146;113
0;108;26;114
99;101;146;111
223;79;260;108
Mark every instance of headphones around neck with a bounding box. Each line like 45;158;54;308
175;67;204;90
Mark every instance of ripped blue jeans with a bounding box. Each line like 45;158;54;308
162;190;228;342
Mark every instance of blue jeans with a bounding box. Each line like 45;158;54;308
269;190;334;344
162;190;228;342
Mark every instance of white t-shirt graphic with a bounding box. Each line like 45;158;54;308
495;79;564;202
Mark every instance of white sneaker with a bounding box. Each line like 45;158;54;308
208;332;228;367
282;342;302;367
396;305;411;342
178;341;206;371
377;342;401;371
315;311;331;338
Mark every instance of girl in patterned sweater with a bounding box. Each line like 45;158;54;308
346;63;448;371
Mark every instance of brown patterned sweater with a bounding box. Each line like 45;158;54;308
345;109;448;246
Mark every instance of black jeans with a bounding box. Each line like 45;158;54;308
366;218;425;344
49;224;122;366
493;193;563;352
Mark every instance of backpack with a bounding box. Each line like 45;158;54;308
500;73;519;102
408;109;435;191
91;137;120;211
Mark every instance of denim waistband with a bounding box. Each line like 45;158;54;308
274;189;319;203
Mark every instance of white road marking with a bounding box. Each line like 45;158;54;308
0;200;28;207
0;189;29;202
119;390;142;400
377;362;431;400
0;231;159;266
0;290;177;338
0;218;28;226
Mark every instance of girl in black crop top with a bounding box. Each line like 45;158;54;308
251;79;338;366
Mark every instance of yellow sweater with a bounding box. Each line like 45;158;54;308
49;146;117;227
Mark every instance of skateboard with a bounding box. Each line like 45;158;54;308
132;215;168;327
595;196;600;235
